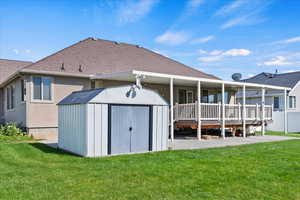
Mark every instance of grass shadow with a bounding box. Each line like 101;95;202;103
29;143;77;157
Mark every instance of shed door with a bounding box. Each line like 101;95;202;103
110;105;150;155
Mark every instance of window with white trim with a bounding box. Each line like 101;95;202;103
289;96;296;109
6;85;15;110
273;96;279;110
33;77;52;101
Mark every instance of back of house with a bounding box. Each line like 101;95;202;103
0;37;219;139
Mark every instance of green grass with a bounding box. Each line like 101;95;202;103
0;135;34;143
0;139;300;200
260;131;300;137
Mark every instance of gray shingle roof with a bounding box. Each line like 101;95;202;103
240;72;300;88
24;37;220;80
58;88;105;105
0;59;32;85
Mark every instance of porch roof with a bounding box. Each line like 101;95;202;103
91;70;291;91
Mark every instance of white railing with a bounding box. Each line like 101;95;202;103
174;102;273;121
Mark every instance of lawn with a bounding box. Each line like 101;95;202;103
264;131;300;137
0;137;300;200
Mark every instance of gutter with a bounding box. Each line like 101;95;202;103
0;69;92;88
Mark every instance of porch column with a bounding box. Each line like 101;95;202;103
170;78;174;142
284;89;287;134
261;88;265;136
221;83;225;139
197;81;201;140
242;85;246;138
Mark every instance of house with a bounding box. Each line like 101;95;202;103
237;72;300;132
0;37;290;140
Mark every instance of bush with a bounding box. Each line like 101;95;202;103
0;123;26;136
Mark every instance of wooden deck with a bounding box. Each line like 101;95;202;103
175;120;271;129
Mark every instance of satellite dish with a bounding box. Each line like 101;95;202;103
232;73;242;81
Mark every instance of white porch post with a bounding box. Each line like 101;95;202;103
170;78;174;142
284;89;287;134
261;88;265;136
221;83;225;139
242;85;246;138
197;81;201;140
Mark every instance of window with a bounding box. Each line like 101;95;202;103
289;96;296;109
33;77;52;101
91;80;95;89
274;96;279;110
21;79;26;102
186;91;193;103
6;85;15;110
178;89;187;104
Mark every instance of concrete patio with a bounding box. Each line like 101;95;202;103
169;135;299;150
42;135;299;152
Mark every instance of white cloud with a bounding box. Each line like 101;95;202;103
209;50;223;56
13;49;19;55
155;31;190;45
198;49;207;55
215;0;245;16
191;35;215;44
223;49;251;56
198;48;251;62
221;12;266;29
25;49;31;54
187;0;205;9
217;0;272;29
273;36;300;45
118;0;159;23
259;56;294;66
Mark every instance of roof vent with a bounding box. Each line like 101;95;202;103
79;64;83;72
136;45;140;48
61;63;65;71
114;41;120;45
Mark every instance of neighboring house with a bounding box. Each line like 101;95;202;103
0;38;288;140
237;72;300;132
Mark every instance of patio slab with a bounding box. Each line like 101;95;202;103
169;135;299;150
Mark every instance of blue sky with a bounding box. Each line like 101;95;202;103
1;0;300;80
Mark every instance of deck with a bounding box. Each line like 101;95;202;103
174;102;272;129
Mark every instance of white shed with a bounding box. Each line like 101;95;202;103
58;85;169;157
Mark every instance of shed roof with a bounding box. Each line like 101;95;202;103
58;88;104;105
58;85;168;106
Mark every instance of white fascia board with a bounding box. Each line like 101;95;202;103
132;70;291;90
20;69;92;78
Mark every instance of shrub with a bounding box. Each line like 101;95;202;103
0;123;26;136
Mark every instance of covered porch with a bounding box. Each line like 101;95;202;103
92;70;291;141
